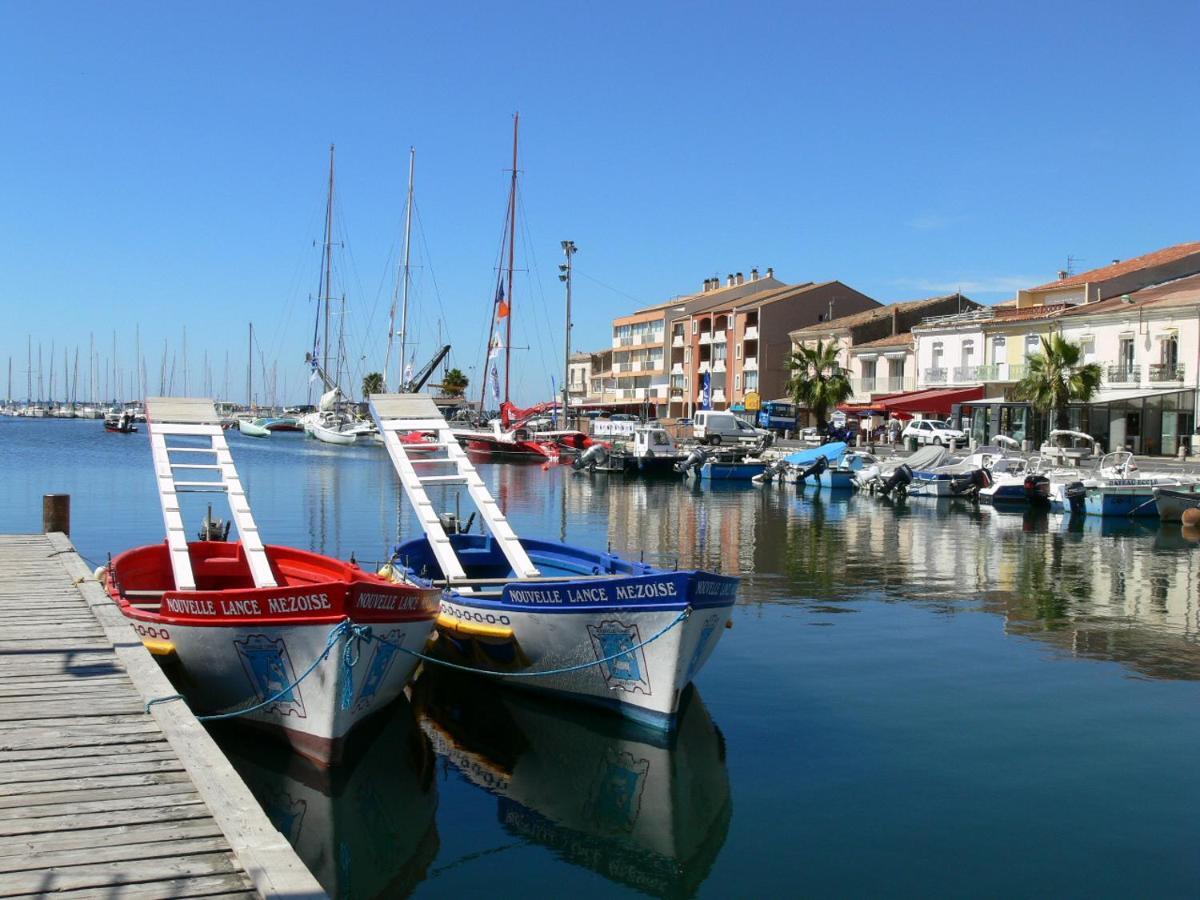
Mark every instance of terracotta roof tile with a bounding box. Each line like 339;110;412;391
1028;241;1200;292
850;332;914;350
790;294;971;336
1062;272;1200;316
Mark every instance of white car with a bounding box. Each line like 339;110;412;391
902;418;966;448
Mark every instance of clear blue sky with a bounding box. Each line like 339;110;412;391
2;1;1196;404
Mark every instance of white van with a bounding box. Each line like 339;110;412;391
694;411;771;446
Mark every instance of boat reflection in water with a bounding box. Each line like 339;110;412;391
216;697;439;898
414;670;731;897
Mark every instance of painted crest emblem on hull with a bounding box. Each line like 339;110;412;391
588;620;652;695
234;634;306;718
352;629;405;713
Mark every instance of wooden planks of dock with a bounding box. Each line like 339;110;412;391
0;533;326;898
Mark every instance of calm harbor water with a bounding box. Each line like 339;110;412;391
4;418;1200;896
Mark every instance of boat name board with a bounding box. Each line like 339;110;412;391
354;590;422;612
163;592;333;617
506;581;680;606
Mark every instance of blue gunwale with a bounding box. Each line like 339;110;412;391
394;534;739;614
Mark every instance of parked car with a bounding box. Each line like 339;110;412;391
694;411;772;446
901;418;966;447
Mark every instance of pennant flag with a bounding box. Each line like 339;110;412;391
495;282;510;318
701;371;712;410
491;363;500;401
487;333;503;361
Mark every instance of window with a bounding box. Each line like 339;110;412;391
1025;334;1041;358
861;360;876;379
692;321;698;335
961;339;975;365
1119;336;1135;370
735;344;741;359
1162;334;1179;367
734;373;741;390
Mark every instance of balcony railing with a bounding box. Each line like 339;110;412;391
857;377;877;394
743;357;758;371
698;333;712;345
712;332;727;344
1150;363;1185;383
925;367;948;384
671;363;683;374
713;360;726;372
698;361;711;373
744;326;759;340
1108;365;1140;385
672;335;685;347
882;375;914;393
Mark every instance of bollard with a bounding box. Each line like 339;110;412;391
43;494;70;536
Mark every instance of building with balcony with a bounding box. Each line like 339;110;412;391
675;279;878;417
1016;240;1200;309
789;294;976;409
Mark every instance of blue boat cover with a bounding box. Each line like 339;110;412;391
782;441;848;465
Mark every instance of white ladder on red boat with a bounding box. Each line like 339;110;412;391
368;393;540;590
144;397;277;592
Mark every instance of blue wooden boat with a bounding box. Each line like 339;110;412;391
369;394;738;731
782;441;848;466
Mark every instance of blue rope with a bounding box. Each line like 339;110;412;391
144;606;692;719
374;606;692;679
144;619;353;718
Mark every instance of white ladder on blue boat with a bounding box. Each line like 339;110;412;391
144;397;277;592
368;393;540;590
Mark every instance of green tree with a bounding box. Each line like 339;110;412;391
361;371;384;399
786;339;852;430
440;368;469;397
1016;334;1103;438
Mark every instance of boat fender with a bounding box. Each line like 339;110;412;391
93;565;107;582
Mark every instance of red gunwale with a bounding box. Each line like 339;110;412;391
108;541;440;628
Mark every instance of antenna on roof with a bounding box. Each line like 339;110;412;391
1066;254;1084;276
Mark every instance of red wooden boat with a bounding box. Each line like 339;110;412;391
107;397;440;765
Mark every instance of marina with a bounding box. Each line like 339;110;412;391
4;417;1200;895
5;6;1198;895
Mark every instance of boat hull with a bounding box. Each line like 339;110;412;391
311;423;356;445
1084;481;1175;517
238;419;270;438
108;542;440;764
1154;486;1200;521
394;535;738;729
699;461;767;481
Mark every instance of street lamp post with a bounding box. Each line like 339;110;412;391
559;241;577;429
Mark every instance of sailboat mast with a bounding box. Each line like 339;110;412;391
322;145;336;391
504;114;519;406
398;146;416;389
247;323;253;408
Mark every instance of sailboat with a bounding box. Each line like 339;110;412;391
296;146;367;446
451;116;592;461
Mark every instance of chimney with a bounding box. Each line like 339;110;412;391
751;267;759;281
726;273;735;287
702;278;710;292
1057;270;1068;280
1111;259;1120;265
735;272;744;285
766;267;774;279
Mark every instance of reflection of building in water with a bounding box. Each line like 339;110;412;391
583;478;771;577
218;700;439;898
414;672;731;897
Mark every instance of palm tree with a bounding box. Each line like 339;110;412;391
440;368;469;397
1016;334;1103;439
786;340;852;430
361;371;384;399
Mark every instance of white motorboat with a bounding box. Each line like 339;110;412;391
1040;429;1097;466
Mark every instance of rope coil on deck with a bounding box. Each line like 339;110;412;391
143;607;692;718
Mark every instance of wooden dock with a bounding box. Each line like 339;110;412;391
0;533;326;898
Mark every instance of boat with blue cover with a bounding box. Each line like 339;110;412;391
369;393;738;730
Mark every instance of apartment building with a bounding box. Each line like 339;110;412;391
671;279;878;416
789;294;978;404
611;269;786;417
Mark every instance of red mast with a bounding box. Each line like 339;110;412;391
504;113;519;406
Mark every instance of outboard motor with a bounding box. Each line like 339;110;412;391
1064;481;1087;515
795;454;829;486
573;443;608;472
878;463;913;498
437;511;476;535
752;457;791;485
675;447;708;476
950;468;991;498
1023;474;1051;505
197;505;231;542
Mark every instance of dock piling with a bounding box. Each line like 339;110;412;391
42;493;70;535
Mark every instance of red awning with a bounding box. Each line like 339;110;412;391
874;386;985;416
